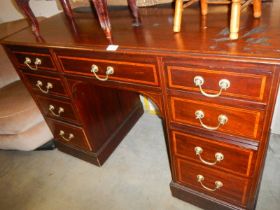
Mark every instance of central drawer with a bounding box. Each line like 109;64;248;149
169;96;264;140
57;56;159;86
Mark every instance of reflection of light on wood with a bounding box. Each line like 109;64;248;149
200;14;207;50
174;33;186;50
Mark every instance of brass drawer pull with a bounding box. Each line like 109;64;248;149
36;80;53;94
195;110;228;131
24;57;42;71
194;146;224;165
197;175;223;191
194;76;230;98
49;105;64;117
59;130;74;141
91;64;114;81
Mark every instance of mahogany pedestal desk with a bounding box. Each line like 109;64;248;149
2;2;280;210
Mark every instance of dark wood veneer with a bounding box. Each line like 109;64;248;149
36;95;80;125
47;118;92;151
171;130;257;177
174;158;251;206
58;56;159;86
66;78;144;152
169;96;265;140
167;65;269;102
2;3;280;210
23;73;68;97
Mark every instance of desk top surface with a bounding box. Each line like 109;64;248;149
2;2;280;61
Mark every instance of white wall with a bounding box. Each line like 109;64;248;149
0;0;60;24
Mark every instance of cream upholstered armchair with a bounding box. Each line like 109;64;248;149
0;19;53;151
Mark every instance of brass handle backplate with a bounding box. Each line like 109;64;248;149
194;146;224;165
49;105;64;117
91;64;114;81
197;174;223;191
24;57;42;71
59;130;74;142
36;80;53;94
195;110;228;131
194;76;230;98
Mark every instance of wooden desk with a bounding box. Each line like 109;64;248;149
2;3;280;210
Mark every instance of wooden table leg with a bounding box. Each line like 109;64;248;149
90;0;112;43
127;0;141;26
253;0;262;18
58;0;80;39
58;0;74;18
200;0;208;16
15;0;40;37
173;0;183;32
230;0;241;40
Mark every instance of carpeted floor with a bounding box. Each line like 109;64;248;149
0;113;279;210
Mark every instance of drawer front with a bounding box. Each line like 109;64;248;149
23;73;68;97
171;130;256;176
36;96;79;124
166;64;271;102
174;158;250;206
170;96;264;140
13;52;56;71
58;56;159;86
47;119;91;151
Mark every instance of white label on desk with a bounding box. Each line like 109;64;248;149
106;45;119;51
